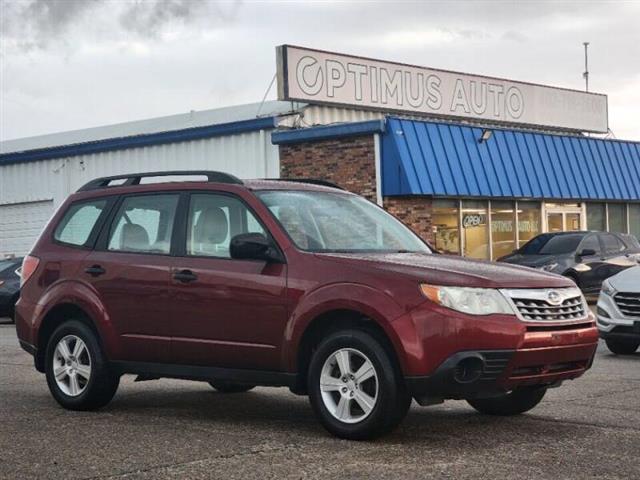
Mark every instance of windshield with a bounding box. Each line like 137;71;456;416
256;190;431;254
519;233;585;255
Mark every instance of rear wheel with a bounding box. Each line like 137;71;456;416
45;320;119;411
467;387;547;416
605;339;640;355
308;329;410;440
208;381;255;393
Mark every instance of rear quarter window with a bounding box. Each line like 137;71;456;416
54;199;108;247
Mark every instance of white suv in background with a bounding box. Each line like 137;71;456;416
597;266;640;355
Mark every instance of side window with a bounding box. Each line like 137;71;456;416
578;235;600;255
600;233;625;255
187;194;265;258
54;199;108;247
107;194;179;254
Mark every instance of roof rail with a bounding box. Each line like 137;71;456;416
77;170;244;192
263;178;344;190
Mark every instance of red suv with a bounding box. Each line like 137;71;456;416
16;171;599;439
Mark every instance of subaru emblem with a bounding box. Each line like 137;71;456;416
547;291;562;305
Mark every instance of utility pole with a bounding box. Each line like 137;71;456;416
583;42;589;92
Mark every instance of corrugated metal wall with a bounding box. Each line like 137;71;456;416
0;129;278;208
0;129;278;256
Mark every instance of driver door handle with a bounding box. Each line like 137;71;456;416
173;269;198;283
85;265;106;277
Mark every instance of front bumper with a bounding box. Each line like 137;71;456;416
597;292;640;341
398;302;598;403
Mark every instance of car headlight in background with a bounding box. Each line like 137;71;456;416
601;279;616;297
420;284;515;316
539;263;558;272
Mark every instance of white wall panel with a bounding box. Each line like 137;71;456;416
0;129;279;255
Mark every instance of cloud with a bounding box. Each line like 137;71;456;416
0;0;638;141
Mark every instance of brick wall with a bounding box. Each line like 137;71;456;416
384;197;434;244
279;135;377;202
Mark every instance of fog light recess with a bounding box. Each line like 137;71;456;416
453;357;484;384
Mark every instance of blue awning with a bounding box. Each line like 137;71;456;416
382;117;640;201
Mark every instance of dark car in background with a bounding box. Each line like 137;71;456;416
0;257;22;321
499;232;640;297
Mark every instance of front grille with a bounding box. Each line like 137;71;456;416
614;292;640;318
512;296;585;321
501;288;587;322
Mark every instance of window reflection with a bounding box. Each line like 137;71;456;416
432;200;460;255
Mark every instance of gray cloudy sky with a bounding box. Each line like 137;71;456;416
1;0;639;141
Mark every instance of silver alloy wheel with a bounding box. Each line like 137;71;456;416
320;348;379;424
53;335;92;397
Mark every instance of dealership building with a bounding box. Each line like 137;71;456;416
1;45;639;259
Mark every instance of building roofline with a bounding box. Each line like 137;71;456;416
271;119;386;145
0;116;278;166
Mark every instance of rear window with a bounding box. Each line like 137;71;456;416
54;199;108;247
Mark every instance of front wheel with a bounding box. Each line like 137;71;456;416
45;320;120;411
467;387;547;416
605;339;640;355
308;329;410;440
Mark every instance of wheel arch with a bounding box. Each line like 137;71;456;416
33;281;117;372
290;308;407;395
35;303;101;372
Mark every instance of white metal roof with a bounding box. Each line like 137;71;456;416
0;100;305;155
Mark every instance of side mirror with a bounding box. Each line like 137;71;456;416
577;248;597;258
230;233;282;262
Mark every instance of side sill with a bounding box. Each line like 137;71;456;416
111;361;298;388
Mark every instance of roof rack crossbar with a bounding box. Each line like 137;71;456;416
263;178;344;190
77;170;244;192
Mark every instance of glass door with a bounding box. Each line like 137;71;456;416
547;213;564;232
545;203;584;232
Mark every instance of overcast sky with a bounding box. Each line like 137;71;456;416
1;0;639;141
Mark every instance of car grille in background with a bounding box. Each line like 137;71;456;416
614;292;640;318
511;295;585;321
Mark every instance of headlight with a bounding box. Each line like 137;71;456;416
601;279;616;297
420;284;515;316
540;263;558;272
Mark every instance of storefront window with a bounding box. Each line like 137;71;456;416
491;201;516;259
518;202;541;248
629;204;640;239
432;200;460;255
462;200;489;259
608;203;627;233
587;203;606;231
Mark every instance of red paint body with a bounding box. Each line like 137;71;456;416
15;180;598;391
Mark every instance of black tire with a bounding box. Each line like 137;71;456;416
45;320;119;411
467;386;547;416
307;329;410;440
605;339;640;355
208;381;255;393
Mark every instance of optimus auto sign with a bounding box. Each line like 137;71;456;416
276;45;608;133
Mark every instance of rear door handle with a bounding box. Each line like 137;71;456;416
85;265;106;277
173;269;197;283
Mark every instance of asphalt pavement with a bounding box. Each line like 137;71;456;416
1;317;639;480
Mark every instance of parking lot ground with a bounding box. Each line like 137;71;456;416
1;319;639;480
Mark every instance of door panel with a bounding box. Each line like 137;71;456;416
168;192;288;370
169;259;287;369
547;213;563;233
83;193;180;363
82;251;173;362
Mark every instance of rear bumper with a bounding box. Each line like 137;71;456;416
406;335;598;403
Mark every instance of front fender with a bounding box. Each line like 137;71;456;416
282;283;413;373
33;279;120;359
